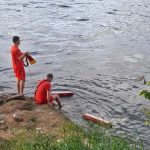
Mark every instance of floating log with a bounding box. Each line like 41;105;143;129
83;113;112;128
51;91;73;97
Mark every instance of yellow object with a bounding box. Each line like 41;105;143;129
27;55;36;65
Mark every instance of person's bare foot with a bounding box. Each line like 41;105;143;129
59;105;62;109
48;103;54;108
16;93;24;97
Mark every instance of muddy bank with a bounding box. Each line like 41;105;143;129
0;93;71;141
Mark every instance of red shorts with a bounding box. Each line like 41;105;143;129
14;67;26;80
50;95;54;103
35;95;54;104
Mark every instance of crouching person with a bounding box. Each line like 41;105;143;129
35;73;62;109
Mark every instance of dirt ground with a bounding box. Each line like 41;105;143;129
0;93;70;141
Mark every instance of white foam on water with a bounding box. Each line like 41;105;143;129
134;53;144;59
123;56;138;63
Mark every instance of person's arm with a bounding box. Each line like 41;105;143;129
18;52;29;61
47;90;52;105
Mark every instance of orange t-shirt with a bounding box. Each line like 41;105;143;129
11;44;24;69
35;80;51;104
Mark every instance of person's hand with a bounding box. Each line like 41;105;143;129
25;51;29;56
48;102;54;108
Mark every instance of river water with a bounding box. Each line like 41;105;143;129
0;0;150;148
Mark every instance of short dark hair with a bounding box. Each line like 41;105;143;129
13;36;20;43
47;73;53;80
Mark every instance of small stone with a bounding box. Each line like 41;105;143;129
35;108;42;112
0;120;5;124
36;127;42;131
13;113;23;122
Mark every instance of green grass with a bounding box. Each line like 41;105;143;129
141;107;150;126
0;124;144;150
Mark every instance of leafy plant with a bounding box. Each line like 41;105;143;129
139;90;150;100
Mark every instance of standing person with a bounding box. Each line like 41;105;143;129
35;73;62;109
11;36;29;95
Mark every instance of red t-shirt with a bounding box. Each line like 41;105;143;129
35;80;51;104
11;44;24;69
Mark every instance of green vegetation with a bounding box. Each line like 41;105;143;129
0;124;144;150
139;79;150;126
139;90;150;100
141;107;150;126
139;76;150;100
